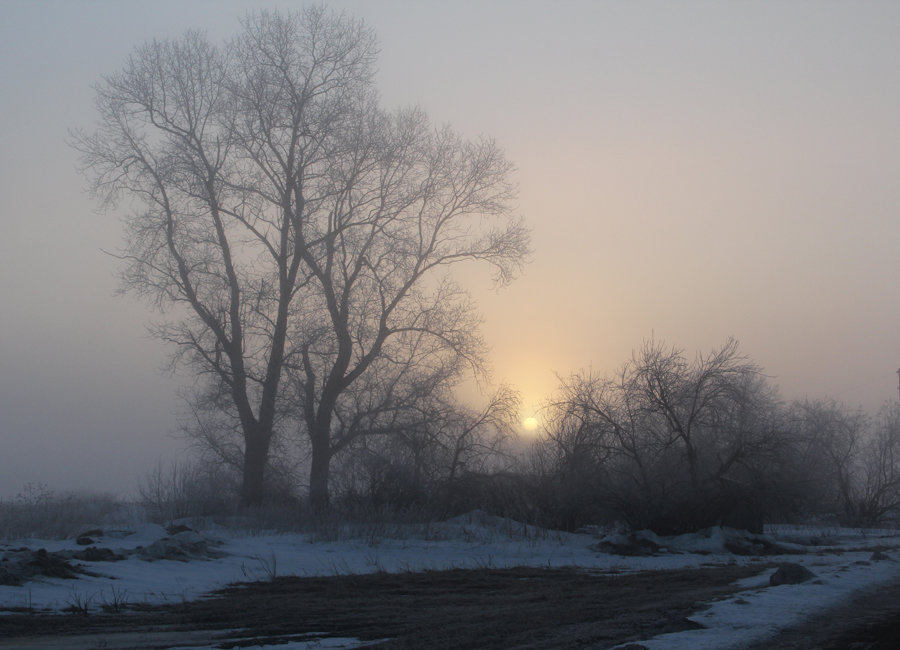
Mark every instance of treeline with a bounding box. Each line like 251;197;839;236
73;8;899;533
147;338;900;534
526;339;900;533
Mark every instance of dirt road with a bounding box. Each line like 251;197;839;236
0;564;767;649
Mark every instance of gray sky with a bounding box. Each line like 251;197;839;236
2;0;899;498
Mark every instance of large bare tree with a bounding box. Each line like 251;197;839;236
73;8;528;506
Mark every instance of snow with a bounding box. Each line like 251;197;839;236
626;551;900;649
2;515;900;649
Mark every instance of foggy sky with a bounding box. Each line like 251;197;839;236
2;0;899;498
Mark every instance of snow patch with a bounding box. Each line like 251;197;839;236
2;516;900;649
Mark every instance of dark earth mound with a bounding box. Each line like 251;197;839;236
0;548;88;586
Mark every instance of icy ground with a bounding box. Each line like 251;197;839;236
2;512;900;649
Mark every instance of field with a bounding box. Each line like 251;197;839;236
2;512;900;649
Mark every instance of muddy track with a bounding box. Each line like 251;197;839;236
0;564;768;649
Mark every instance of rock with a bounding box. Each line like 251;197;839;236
141;537;191;561
139;531;220;562
72;547;124;562
770;563;816;586
75;528;106;545
720;528;798;556
29;549;83;579
166;523;194;536
594;531;664;556
724;538;766;556
870;550;893;561
171;530;208;554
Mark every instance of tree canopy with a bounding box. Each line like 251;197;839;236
74;7;528;505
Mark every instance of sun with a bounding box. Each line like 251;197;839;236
522;416;539;432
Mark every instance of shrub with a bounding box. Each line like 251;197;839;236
0;483;123;540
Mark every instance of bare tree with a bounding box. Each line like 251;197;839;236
540;339;780;532
789;399;866;520
330;384;519;513
792;400;900;525
73;7;527;506
630;339;780;502
857;403;900;524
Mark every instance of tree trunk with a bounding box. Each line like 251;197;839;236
309;433;332;510
241;432;271;506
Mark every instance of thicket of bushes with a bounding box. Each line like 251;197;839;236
0;483;123;539
307;339;900;534
5;340;899;539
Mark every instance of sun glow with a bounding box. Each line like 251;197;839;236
522;416;539;432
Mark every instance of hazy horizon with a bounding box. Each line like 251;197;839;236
2;0;899;498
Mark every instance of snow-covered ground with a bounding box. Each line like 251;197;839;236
2;513;900;649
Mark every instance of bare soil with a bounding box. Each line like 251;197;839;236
0;564;769;649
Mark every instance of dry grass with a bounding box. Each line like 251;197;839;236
0;484;125;540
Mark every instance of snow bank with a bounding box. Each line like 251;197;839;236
624;550;900;649
2;515;900;649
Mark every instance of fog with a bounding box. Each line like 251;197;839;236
1;0;898;498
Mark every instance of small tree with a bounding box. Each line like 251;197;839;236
793;400;900;526
328;384;519;514
541;339;781;532
74;8;527;506
788;399;866;521
857;403;900;525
